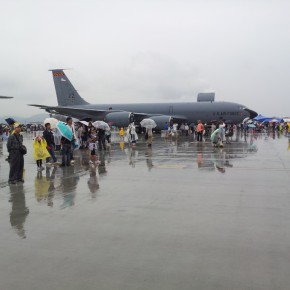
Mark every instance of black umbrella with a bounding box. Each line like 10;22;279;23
5;118;16;125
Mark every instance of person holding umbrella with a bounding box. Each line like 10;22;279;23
56;120;74;167
140;119;156;147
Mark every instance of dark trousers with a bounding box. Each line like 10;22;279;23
61;144;71;166
9;150;24;181
46;147;57;163
36;160;42;167
197;132;203;142
98;136;106;150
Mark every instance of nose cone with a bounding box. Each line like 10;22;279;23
244;108;258;119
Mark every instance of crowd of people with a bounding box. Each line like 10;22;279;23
3;116;290;184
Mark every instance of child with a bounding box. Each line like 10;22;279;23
119;127;124;140
88;127;99;166
33;136;50;171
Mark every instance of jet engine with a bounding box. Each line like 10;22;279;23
104;111;134;127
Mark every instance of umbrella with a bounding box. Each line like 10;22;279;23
210;128;222;142
5;118;16;125
79;120;89;126
43;117;58;129
253;114;272;122
248;123;256;128
92;120;110;130
269;118;280;123
56;121;73;141
242;117;250;123
140;118;157;128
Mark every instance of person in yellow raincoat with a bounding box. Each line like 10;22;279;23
119;127;124;140
33;136;51;171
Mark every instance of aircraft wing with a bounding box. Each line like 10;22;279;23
29;104;188;129
29;104;115;120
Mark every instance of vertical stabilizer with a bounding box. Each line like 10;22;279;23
50;69;89;106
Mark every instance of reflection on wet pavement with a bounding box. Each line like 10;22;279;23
9;184;29;239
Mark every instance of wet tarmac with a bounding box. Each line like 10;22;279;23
0;132;290;290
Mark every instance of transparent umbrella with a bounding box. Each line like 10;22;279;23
44;117;59;129
242;117;250;123
92;120;110;130
140;118;157;129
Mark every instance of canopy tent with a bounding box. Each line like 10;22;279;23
253;115;272;122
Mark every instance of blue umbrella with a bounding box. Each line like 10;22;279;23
210;128;222;142
56;121;73;141
248;124;256;128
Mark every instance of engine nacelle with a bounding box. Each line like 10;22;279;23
149;115;173;130
104;111;134;127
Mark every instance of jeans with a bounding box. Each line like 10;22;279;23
61;144;71;166
46;147;57;163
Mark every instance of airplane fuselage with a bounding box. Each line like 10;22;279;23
70;101;251;124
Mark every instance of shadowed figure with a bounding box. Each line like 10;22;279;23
9;184;29;239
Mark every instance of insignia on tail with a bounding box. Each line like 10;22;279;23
50;69;89;106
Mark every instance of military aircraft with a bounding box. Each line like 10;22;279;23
29;69;257;129
0;96;13;99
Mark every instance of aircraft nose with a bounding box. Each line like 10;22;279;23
244;108;258;119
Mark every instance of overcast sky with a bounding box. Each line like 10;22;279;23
1;0;290;118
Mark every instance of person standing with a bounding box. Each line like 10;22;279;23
7;123;25;184
146;127;153;147
88;127;99;165
219;120;226;143
184;123;189;136
43;123;57;164
60;135;72;167
97;128;106;151
33;136;50;171
196;120;204;142
66;117;77;163
119;127;125;140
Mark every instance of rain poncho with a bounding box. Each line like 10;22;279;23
33;138;51;160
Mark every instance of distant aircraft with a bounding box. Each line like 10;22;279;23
29;69;257;129
0;96;13;99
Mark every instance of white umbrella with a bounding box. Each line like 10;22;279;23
43;117;58;129
79;120;89;126
92;120;110;130
242;117;250;123
140;118;157;129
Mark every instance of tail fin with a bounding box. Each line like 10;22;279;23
50;69;89;106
